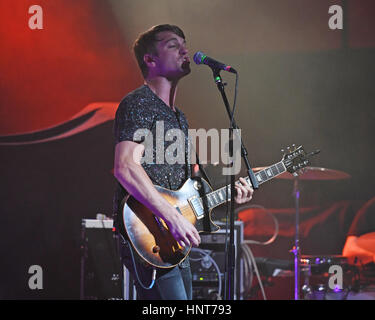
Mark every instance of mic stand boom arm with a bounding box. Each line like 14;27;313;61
212;69;258;301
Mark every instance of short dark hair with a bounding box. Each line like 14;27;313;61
133;24;185;78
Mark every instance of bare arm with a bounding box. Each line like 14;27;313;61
114;140;200;248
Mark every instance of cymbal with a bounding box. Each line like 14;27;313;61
253;166;351;180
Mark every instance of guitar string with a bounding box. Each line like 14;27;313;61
176;170;271;214
174;165;286;215
176;160;295;217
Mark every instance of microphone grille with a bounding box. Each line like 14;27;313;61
193;51;205;65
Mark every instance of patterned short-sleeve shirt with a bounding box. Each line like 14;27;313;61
113;84;191;214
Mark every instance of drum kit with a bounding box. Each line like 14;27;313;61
252;166;375;300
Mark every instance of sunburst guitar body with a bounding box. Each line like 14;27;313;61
122;177;218;269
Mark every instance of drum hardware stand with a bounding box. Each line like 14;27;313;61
290;174;301;300
288;150;321;300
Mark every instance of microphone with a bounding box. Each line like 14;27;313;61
193;51;237;74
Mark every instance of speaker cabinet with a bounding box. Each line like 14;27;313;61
80;219;123;300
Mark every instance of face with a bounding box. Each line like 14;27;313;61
147;31;191;79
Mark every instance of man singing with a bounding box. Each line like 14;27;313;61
113;24;253;300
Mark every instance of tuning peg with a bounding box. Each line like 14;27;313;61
292;144;296;151
281;148;285;154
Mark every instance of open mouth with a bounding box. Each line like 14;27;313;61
181;59;190;70
182;56;190;63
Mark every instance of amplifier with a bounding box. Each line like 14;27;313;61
80;218;126;300
191;221;244;300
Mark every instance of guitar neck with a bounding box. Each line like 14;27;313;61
200;161;287;210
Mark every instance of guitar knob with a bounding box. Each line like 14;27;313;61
152;245;160;254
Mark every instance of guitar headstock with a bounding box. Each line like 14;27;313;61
281;144;309;175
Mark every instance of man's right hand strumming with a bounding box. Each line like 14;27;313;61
163;207;201;248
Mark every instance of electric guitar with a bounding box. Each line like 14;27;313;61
121;145;316;268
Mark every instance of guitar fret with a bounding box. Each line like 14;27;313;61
265;168;273;178
271;165;279;176
212;193;219;204
206;187;229;209
276;162;285;173
259;170;268;182
227;186;231;198
207;194;213;207
217;190;224;201
202;161;288;209
256;173;263;183
224;187;230;200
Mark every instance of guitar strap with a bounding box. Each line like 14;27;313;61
174;110;191;181
175;108;213;187
195;153;213;187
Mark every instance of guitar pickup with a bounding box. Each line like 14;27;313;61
187;196;205;220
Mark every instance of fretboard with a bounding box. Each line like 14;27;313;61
199;161;287;210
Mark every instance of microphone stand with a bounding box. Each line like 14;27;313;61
212;69;258;300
